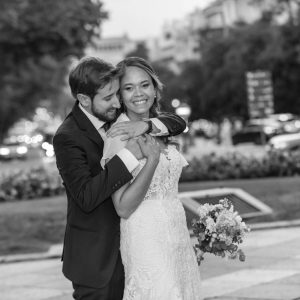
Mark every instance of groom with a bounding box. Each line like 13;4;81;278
53;56;186;300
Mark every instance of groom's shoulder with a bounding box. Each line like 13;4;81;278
54;114;77;138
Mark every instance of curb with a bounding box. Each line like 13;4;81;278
249;219;300;231
0;244;62;264
1;220;300;265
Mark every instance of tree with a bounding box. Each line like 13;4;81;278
126;41;149;60
194;15;300;122
151;62;187;112
272;22;300;113
175;61;204;121
0;0;107;141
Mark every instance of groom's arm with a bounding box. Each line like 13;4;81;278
53;133;140;213
152;112;187;136
107;112;186;139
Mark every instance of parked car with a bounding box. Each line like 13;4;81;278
0;141;28;160
232;119;282;145
268;113;300;134
267;132;300;154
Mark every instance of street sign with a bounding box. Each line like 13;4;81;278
246;71;274;118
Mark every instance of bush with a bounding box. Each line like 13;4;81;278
1;150;300;202
180;151;300;182
0;164;64;202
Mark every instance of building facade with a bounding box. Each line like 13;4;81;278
85;35;137;66
202;0;273;30
148;0;275;69
147;9;205;72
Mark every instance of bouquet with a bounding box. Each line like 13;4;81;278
192;198;250;265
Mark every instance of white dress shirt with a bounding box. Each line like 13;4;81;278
79;104;169;171
79;104;139;172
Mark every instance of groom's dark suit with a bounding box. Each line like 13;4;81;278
53;104;186;298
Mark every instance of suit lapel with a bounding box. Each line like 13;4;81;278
72;104;104;150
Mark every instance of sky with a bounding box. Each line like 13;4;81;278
101;0;214;40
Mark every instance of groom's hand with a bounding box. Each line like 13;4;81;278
125;137;144;160
107;121;150;141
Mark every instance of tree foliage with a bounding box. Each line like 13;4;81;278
199;19;281;122
126;41;149;60
158;4;300;123
0;0;107;140
152;62;186;112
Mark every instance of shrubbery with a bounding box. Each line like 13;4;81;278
1;151;300;202
180;151;300;182
0;165;64;202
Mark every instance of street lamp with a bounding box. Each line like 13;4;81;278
171;99;181;108
176;103;191;120
176;103;191;133
175;103;192;153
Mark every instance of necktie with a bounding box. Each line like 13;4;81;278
102;122;111;132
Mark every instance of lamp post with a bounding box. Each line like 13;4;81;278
175;102;191;152
176;103;191;132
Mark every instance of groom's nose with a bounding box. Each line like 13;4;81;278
112;94;121;108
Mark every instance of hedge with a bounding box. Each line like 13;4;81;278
0;165;64;202
1;151;300;201
180;151;300;182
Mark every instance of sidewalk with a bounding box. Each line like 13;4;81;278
0;225;300;300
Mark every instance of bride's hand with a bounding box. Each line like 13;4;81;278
137;135;161;164
107;120;149;140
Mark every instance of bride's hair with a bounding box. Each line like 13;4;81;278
116;57;178;147
115;57;163;118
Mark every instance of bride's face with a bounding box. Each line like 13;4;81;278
120;66;156;119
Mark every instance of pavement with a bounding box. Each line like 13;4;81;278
0;222;300;300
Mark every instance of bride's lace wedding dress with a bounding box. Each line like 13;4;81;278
121;144;202;300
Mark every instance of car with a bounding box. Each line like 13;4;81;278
267;132;300;154
0;141;28;160
231;119;282;145
268;113;300;134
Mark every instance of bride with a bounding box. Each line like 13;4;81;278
103;57;202;300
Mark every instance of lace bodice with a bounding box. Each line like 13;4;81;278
120;145;202;300
132;144;188;201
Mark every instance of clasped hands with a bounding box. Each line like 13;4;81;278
107;120;161;161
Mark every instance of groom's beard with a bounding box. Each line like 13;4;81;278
91;105;118;123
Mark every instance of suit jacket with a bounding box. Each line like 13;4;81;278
53;104;186;288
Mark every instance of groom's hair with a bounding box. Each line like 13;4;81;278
69;56;118;101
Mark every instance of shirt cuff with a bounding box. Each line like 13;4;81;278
117;148;139;173
150;118;168;136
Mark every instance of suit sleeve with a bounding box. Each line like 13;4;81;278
53;133;133;213
156;112;187;136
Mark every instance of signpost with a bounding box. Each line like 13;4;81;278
246;71;274;119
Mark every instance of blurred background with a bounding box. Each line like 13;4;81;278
1;0;300;255
2;0;300;161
